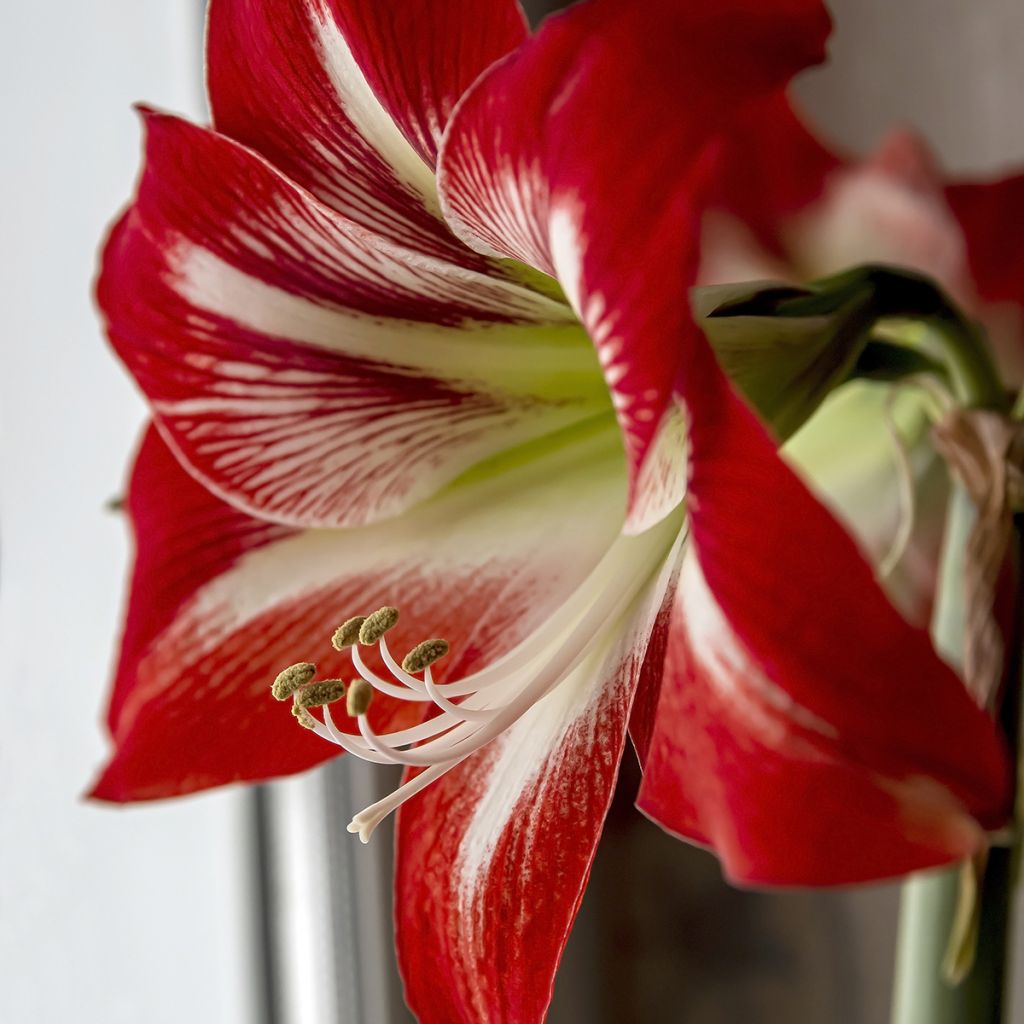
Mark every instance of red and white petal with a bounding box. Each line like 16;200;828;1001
700;90;842;271
100;426;296;739
319;0;527;170
98;113;603;530
623;402;690;535
207;0;525;261
638;364;1010;885
438;0;831;517
395;534;682;1024
638;548;994;885
91;424;630;802
122;111;569;326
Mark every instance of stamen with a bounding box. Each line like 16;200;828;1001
351;643;431;701
332;616;366;650
879;387;917;578
347;760;464;843
347;678;374;717
268;506;685;843
378;638;429;694
878;376;957;578
294;679;346;708
423;666;494;722
291;703;318;730
359;606;399;645
402;639;450;673
271;662;316;701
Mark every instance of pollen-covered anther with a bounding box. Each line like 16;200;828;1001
347;678;373;717
358;606;399;645
332;616;366;650
291;704;318;731
294;679;346;708
402;639;450;674
271;662;316;701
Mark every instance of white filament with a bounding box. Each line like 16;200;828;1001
878;375;956;578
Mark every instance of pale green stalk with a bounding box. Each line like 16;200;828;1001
890;313;1018;1024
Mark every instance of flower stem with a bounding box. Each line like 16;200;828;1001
926;315;1006;412
890;308;1019;1024
891;871;975;1024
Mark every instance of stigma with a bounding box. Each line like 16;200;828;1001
270;511;683;842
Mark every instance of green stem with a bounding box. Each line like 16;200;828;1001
954;529;1023;1022
890;308;1019;1024
891;871;974;1023
926;315;1006;412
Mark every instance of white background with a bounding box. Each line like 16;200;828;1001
0;4;252;1023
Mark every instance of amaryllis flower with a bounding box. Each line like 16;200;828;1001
94;1;1014;1020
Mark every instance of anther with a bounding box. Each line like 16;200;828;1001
332;616;366;650
291;703;318;730
402;639;450;674
272;662;316;701
295;679;346;708
347;678;373;717
358;607;399;645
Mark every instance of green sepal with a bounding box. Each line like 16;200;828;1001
694;278;875;442
694;263;1001;441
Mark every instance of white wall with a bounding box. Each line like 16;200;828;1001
0;4;252;1022
798;0;1024;173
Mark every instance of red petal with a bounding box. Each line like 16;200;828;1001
100;426;295;737
638;363;1012;884
394;545;679;1024
91;426;629;801
704;91;842;259
627;574;678;770
438;0;831;521
207;0;525;261
98;113;600;530
947;172;1024;304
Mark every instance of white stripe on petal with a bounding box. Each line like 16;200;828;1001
175;242;578;365
623;400;689;535
549;200;584;314
121;430;628;727
455;524;684;891
313;2;439;208
679;549;837;744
